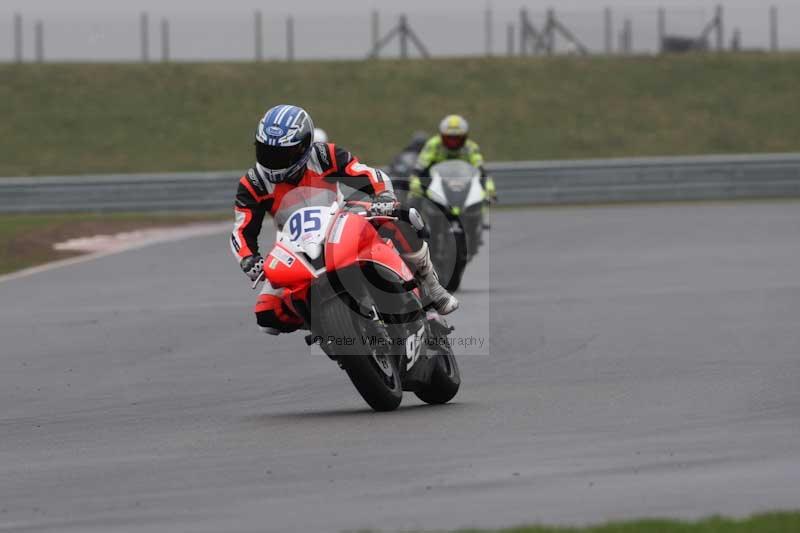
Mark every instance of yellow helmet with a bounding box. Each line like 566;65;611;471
439;114;469;151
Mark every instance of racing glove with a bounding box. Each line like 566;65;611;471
369;191;399;217
409;175;424;198
240;254;264;282
483;176;498;204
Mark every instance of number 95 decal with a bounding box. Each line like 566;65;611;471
288;208;322;241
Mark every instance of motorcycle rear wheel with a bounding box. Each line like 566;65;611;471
320;297;403;412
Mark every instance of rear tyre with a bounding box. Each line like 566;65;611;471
319;297;403;412
414;342;460;405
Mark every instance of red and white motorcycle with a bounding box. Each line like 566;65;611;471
256;186;460;411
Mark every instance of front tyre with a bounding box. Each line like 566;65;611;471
443;228;468;292
319;297;403;412
414;341;460;405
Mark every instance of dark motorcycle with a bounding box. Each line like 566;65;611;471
386;132;429;206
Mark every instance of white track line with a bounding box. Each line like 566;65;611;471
0;222;230;285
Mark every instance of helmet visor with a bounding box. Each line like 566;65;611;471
256;141;308;171
442;134;466;150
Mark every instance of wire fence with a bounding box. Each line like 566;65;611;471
3;4;799;63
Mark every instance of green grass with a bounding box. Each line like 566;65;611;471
429;512;800;533
2;54;800;177
0;212;228;275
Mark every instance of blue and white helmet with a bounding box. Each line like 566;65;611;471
255;104;315;184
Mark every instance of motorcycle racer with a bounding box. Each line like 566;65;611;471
410;114;497;203
230;104;458;335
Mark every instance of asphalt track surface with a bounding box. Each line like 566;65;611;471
2;202;799;532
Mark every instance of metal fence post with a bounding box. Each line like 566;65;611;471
770;6;778;52
286;16;295;61
14;13;23;63
627;19;633;54
399;15;408;59
371;10;379;56
254;11;263;61
620;18;632;55
161;18;170;62
366;13;428;59
140;13;149;62
34;20;44;63
485;4;493;57
657;7;665;54
604;7;613;55
715;4;724;51
507;23;515;56
731;29;741;51
545;9;555;55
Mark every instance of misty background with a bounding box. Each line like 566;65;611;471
3;0;798;61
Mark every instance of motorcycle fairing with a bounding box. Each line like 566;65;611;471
265;242;317;289
428;174;484;213
265;195;419;323
325;212;414;283
427;161;485;214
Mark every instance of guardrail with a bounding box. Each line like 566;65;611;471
491;153;800;204
2;153;800;213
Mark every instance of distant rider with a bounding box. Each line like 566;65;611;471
230;105;458;335
313;128;328;143
387;131;429;178
410;114;497;203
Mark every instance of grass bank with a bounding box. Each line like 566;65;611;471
2;54;799;176
450;511;800;533
0;212;228;275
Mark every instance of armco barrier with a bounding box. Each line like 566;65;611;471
490;153;800;204
0;171;236;213
2;153;800;213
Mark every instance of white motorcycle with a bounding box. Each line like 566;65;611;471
419;160;487;292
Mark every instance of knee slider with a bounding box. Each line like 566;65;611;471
256;309;282;329
256;309;301;333
255;294;302;332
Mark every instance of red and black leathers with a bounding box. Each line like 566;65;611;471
230;142;394;262
231;142;424;333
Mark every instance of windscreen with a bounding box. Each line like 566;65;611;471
430;160;481;208
274;187;337;230
430;160;480;179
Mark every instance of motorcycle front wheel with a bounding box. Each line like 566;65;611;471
319;296;403;412
414;339;461;405
443;226;468;292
